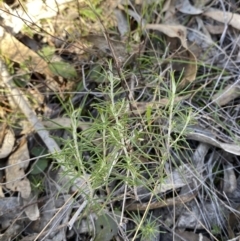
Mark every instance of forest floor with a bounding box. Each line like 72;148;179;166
1;0;240;240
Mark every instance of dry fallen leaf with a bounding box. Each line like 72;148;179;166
4;136;39;220
0;125;15;159
23;194;40;221
146;24;188;47
186;126;240;156
0;26;53;77
155;164;196;194
43;117;91;131
5;138;31;199
212;84;240;106
175;0;203;15
223;163;237;194
163;0;178;24
205;23;225;34
203;8;240;30
177;199;227;230
187;28;219;62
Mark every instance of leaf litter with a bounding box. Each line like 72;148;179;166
1;0;240;240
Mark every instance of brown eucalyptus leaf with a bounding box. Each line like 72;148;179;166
5;138;31;199
0;127;15;159
177;49;197;89
146;24;188;47
28;198;56;233
205;24;225;34
0;26;53;77
203;8;240;30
